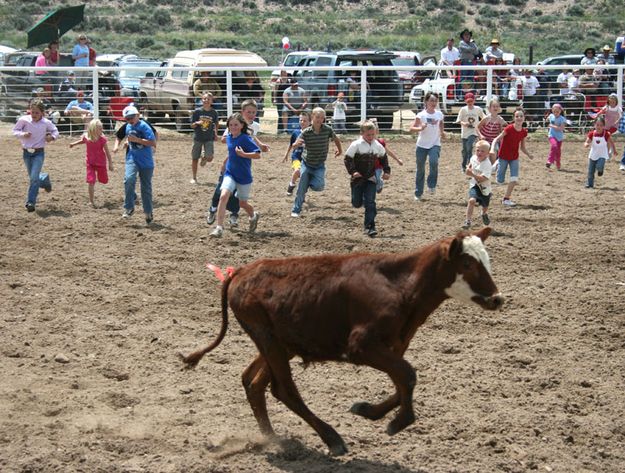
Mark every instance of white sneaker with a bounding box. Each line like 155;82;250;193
428;187;436;195
190;178;197;185
210;226;223;238
620;164;625;171
290;212;300;218
229;214;239;227
502;198;516;207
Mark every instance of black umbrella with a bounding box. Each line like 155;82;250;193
27;4;86;49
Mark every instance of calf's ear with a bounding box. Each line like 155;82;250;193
444;235;463;261
474;226;492;242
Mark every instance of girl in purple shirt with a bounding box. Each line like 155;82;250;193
12;100;59;212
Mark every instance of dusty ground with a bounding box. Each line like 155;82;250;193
1;125;625;473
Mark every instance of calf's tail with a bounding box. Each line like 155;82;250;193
180;276;231;368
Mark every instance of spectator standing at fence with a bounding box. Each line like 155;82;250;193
34;48;51;77
556;68;572;95
12;100;58;212
290;107;342;218
458;29;480;83
584;116;616;188
545;103;566;171
283;80;308;132
189;92;219;184
456;92;485;173
344;120;390;238
58;71;78;99
410;92;445;201
521;69;541;122
331;92;348;133
273;70;291;133
440;38;460;78
193;72;222;105
72;34;90;88
599;45;615;65
120;105;157;224
568;69;581;93
580;47;598;66
48;40;59;67
69;118;113;207
491;108;534;207
235;72;264;116
484;39;504;62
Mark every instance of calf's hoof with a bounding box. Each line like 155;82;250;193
328;439;348;456
349;401;384;420
386;412;415;436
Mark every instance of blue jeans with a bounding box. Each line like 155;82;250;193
124;159;154;215
351;179;377;229
415;145;440;198
292;161;325;214
462;135;477;171
621;148;625;166
496;159;520;184
587;158;606;187
22;149;49;205
210;172;240;215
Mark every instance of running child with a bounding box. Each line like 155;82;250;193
209;113;261;238
282;111;310;196
477;97;507;164
208;99;269;226
410;92;445;200
584;116;616;189
12;99;59;212
344;120;390;237
456;92;485;172
545;103;566;170
592;93;622;134
491;107;534;207
290;107;343;218
331;92;348;133
463;140;493;229
189;92;219;184
69;118;113;207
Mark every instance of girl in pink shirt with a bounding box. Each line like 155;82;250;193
70;119;113;207
34;48;51;76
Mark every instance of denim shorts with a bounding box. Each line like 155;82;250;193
469;185;491;207
191;140;214;160
222;175;252;201
497;158;519;183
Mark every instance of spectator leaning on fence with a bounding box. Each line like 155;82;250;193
580;47;598;66
484;39;504;62
440;38;460;78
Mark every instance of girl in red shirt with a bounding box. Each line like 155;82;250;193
69;119;114;207
491;108;534;207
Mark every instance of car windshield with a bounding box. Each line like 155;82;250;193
283;55;304;67
391;58;417;67
119;63;161;78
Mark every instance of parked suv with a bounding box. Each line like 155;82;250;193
101;56;161;97
139;48;267;131
290;50;403;129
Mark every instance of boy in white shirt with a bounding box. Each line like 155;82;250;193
463;140;493;229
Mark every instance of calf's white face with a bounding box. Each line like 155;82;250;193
444;235;502;310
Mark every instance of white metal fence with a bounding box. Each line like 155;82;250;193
1;64;623;135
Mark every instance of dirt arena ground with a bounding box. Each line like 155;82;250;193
1;124;624;473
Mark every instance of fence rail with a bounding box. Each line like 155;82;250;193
1;64;623;135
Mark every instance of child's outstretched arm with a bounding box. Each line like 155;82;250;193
253;135;270;153
385;146;404;166
409;117;424;133
69;138;84;148
282;144;294;163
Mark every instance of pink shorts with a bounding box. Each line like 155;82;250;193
86;164;108;184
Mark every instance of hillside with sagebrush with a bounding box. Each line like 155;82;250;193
0;0;623;65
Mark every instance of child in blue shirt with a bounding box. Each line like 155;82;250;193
209;113;261;238
282;111;310;195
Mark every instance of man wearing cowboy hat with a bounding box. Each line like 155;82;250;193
484;39;504;62
599;45;615;65
458;28;480;86
581;47;598;65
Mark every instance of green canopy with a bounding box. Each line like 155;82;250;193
27;4;85;49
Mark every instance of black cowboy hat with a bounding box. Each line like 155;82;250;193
459;28;473;39
584;47;596;56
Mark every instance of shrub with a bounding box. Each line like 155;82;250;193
136;37;155;49
566;5;584;16
153;9;172;26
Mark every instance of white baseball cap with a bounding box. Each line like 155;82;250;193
122;105;139;118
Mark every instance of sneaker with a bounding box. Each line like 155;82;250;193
597;170;604;177
210;226;223;237
290;212;300;218
229;214;239;227
122;208;134;218
367;227;378;237
585;184;593;189
286;184;295;196
25;202;35;212
502;198;516;207
249;212;260;232
482;213;490;225
200;156;208;167
145;213;153;224
414;194;425;201
190;178;197;185
620;164;625;171
545;163;551;169
207;209;216;224
428;187;436;195
462;219;471;230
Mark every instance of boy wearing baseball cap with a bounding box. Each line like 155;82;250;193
456;92;485;172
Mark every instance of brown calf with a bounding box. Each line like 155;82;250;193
181;227;503;455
